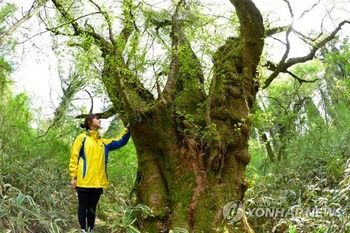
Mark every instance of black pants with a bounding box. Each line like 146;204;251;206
77;188;102;230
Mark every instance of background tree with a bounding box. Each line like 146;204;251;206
246;38;350;232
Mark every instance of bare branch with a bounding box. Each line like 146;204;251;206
293;29;323;45
285;20;350;66
298;0;320;20
281;26;293;64
265;25;289;37
285;70;318;84
87;0;115;44
75;107;116;119
293;5;332;45
324;2;337;28
263;61;318;84
282;0;294;18
270;35;287;45
263;25;293;87
0;0;48;46
263;20;350;88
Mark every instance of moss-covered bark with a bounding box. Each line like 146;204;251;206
130;107;257;232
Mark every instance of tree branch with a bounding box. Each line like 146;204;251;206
285;70;318;84
282;0;294;18
298;0;320;20
115;0;137;53
38;71;84;138
22;11;103;44
152;63;163;99
229;0;264;71
285;20;350;66
50;0;110;49
46;11;102;34
160;0;206;115
263;20;350;88
47;0;152;117
293;29;323;45
161;0;185;103
87;0;115;44
75;107;116;119
265;25;289;37
110;0;155;113
0;0;47;46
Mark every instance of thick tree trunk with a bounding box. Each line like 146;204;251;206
131;26;264;233
131;106;254;232
129;0;264;231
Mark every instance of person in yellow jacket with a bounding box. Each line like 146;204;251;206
69;114;130;233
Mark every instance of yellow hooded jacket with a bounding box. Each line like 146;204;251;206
69;128;130;188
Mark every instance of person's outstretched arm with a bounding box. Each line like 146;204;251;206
102;128;131;151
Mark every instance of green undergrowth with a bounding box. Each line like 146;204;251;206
0;132;142;233
246;110;350;233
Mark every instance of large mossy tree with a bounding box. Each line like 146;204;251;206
45;0;349;232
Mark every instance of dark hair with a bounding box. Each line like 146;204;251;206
80;114;99;130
